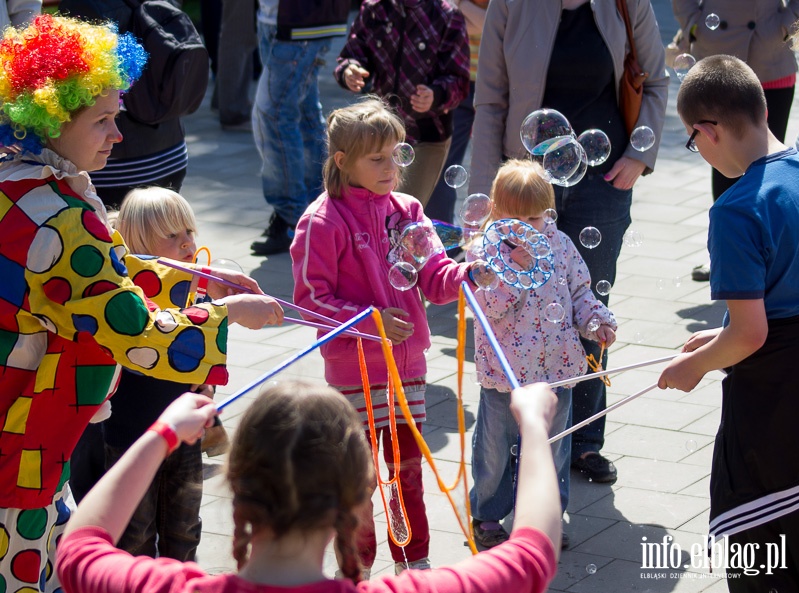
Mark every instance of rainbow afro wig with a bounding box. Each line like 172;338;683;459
0;14;147;154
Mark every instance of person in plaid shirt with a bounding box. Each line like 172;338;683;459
334;0;470;208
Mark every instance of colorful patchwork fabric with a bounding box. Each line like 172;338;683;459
0;154;229;509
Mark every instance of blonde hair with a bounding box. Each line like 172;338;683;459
490;159;555;221
323;96;406;198
116;187;198;255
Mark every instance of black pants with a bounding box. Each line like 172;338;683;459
712;86;795;200
726;512;799;592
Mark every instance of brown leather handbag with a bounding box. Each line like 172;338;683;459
616;0;649;135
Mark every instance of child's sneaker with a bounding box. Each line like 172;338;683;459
472;520;509;548
394;557;432;574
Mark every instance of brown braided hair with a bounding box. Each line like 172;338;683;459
226;381;372;579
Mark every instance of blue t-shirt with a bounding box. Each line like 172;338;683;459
709;147;799;319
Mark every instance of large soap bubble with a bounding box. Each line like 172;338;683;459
579;226;602;249
552;143;587;187
388;262;417;291
577;129;611;166
460;193;492;226
673;53;696;81
542;136;582;183
444;164;468;188
392;142;415;167
399;220;444;268
630;126;656;152
520;108;573;156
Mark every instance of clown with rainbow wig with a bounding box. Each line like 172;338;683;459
0;15;283;592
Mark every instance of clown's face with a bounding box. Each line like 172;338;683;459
48;91;123;172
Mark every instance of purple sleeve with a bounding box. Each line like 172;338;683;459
360;527;557;593
335;5;372;89
428;9;470;114
56;527;207;593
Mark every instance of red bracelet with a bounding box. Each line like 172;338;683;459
148;421;179;454
195;267;211;302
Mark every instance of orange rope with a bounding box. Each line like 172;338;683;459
585;341;611;387
356;338;411;547
186;246;213;307
371;307;478;554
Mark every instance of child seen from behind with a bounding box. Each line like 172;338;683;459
469;159;617;549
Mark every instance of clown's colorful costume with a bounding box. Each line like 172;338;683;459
0;149;230;592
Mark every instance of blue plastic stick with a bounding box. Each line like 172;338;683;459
216;307;374;411
461;282;520;389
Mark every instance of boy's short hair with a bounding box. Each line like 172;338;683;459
677;55;767;139
491;159;555;219
117;187;197;255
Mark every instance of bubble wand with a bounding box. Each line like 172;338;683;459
215;307;374;411
548;354;678;389
156;258;381;342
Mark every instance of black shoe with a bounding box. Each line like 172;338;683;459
572;452;617;484
251;213;292;256
472;520;509;548
691;264;710;282
561;530;570;549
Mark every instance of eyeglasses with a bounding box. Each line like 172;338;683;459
685;120;718;152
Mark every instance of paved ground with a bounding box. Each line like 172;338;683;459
179;3;799;591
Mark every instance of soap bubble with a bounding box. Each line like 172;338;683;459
630;126;656;152
399;220;444;268
552;143;588;187
471;261;500;290
444;164;469;188
579;226;602;249
655;278;666;290
622;229;644;248
577;129;612;166
586;564;597;575
388;262;417;291
542;136;582;182
634;331;645;344
685;439;698;453
543;208;558;224
673;53;696;81
210;258;243;273
545;302;565;323
520;108;573;155
587;317;601;332
672;276;683;288
466;234;486;260
705;13;720;30
596;280;612;296
392;142;415;167
460;193;492;226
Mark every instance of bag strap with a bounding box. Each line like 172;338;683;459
615;0;638;62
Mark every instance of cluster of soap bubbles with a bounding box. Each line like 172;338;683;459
388;219;445;291
520;108;657;185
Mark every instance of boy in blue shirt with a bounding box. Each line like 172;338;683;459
658;55;799;591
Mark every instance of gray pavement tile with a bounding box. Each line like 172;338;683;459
678;509;711;535
566;475;616;514
573;522;705;566
579;488;708;529
611;457;709;494
679;408;722;437
550;550;613;591
196;531;237;573
677;475;711;499
603;425;714;463
601;396;715;432
567;558;716;592
680;444;715;469
563;513;617;549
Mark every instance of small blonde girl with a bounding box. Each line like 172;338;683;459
291;97;484;575
469;159;617;549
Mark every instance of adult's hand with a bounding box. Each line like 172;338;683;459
604;156;646;190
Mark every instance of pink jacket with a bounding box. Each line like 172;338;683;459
291;187;472;386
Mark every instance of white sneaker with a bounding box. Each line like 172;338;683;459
394;557;432;574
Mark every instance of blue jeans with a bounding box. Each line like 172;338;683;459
470;387;572;519
554;172;632;461
426;81;476;223
252;23;330;226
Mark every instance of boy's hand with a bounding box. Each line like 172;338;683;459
344;64;370;92
381;307;414;344
510;383;558;431
657;353;704;392
596;325;616;347
411;84;434;113
220;294;284;329
160;393;218;445
190;384;215;398
683;328;721;352
604;156;646;189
